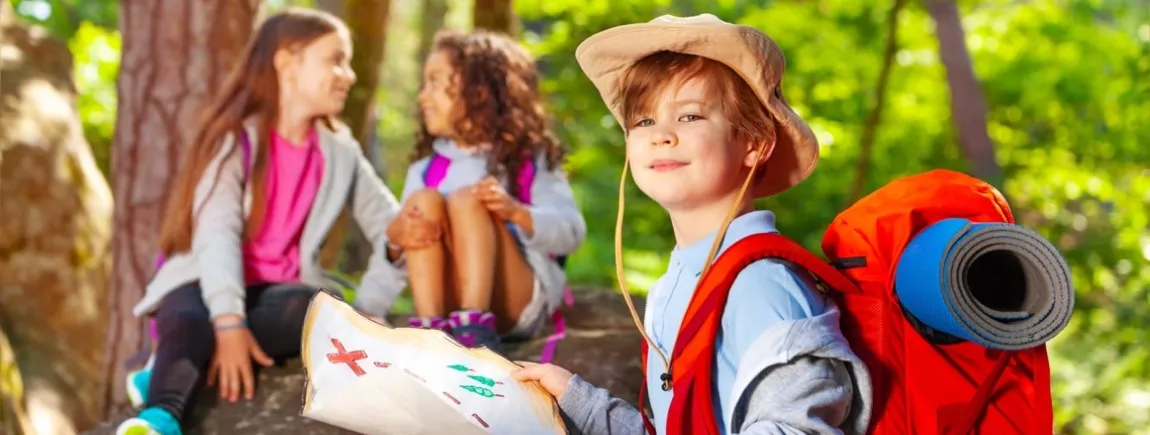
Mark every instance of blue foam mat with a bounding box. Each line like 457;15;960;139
894;218;1074;350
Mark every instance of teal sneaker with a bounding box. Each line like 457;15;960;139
115;408;181;435
125;366;152;408
126;352;155;408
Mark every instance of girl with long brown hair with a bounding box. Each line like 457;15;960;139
390;29;585;352
116;8;423;435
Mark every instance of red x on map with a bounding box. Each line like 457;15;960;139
326;338;368;377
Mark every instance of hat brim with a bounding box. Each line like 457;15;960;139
576;20;819;198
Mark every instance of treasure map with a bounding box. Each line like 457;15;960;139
299;290;567;435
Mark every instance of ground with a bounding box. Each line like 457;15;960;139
84;287;644;434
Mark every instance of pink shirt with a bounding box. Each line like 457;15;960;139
243;130;325;285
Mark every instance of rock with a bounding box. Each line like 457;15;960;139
1;4;114;434
83;288;646;434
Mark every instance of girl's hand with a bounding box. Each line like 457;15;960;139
386;207;441;250
475;177;524;220
511;361;574;399
206;316;274;403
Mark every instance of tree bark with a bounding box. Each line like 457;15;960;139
925;0;1004;189
316;0;392;274
473;0;514;35
850;0;905;203
0;3;114;433
103;0;263;417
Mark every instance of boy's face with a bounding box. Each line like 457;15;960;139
625;77;754;211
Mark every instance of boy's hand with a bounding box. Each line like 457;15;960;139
386;207;441;250
475;177;523;220
511;361;573;399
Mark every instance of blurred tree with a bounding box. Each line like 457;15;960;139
1;1;112;432
850;0;905;202
474;0;513;34
419;0;448;62
317;0;393;274
926;0;1004;189
102;0;264;417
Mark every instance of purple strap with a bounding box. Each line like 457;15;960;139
424;153;451;190
148;131;252;342
539;286;576;364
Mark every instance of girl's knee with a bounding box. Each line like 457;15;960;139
406;188;447;218
447;186;482;211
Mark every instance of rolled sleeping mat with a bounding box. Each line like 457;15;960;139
894;218;1074;350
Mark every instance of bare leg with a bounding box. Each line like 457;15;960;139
488;222;537;333
402;188;450;319
446;187;497;311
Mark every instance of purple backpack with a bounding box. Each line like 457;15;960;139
422;153;575;363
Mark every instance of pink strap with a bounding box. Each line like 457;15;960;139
424;153;451;189
539;286;576;364
516;159;536;204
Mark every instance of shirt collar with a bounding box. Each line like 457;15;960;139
668;210;780;274
432;137;492;159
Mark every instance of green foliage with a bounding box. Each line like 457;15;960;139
10;0;117;40
69;21;120;178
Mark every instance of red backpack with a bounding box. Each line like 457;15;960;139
641;169;1058;435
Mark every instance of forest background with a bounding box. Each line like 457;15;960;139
0;0;1147;433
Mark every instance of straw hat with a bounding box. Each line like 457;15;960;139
575;14;819;198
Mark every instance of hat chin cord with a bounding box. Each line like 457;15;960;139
615;144;767;392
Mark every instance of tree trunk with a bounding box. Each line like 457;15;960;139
418;0;448;63
925;0;1004;189
473;0;514;34
103;0;263;417
850;0;905;203
0;3;114;433
316;0;392;275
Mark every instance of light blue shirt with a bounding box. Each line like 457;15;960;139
645;210;828;434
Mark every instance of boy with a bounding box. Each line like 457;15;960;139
513;14;873;434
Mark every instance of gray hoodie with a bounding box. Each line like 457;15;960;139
557;304;874;434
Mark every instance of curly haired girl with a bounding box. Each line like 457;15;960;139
387;29;586;351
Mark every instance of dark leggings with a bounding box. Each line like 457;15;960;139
146;281;318;421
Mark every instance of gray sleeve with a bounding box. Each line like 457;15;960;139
557;375;646;435
400;158;428;202
192;138;247;320
733;356;855;435
519;162;586;255
349;149;408;317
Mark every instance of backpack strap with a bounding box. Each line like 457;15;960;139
655;232;859;435
516;158;536;204
423;153;451;189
